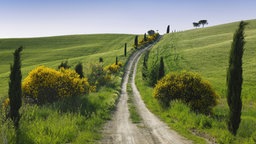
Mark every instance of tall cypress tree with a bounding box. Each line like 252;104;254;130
116;56;118;65
75;62;84;78
158;57;165;80
134;35;138;49
144;33;147;41
167;25;170;34
227;21;247;135
142;50;149;80
9;46;23;129
124;43;127;57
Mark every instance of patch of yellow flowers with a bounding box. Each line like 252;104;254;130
104;62;122;74
22;66;92;103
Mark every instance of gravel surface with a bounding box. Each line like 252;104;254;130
100;37;192;144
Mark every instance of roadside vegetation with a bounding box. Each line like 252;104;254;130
0;31;160;143
0;34;135;143
136;19;256;143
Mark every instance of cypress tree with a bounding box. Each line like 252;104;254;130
227;21;247;135
158;57;165;80
134;35;138;49
99;57;104;63
9;46;23;129
167;25;170;34
142;50;149;80
75;62;84;78
144;33;147;41
124;43;127;57
116;56;118;65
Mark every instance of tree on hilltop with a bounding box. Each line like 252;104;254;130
167;25;170;33
193;22;200;28
199;20;208;28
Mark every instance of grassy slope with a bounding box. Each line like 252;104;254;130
0;34;135;98
0;34;135;143
136;19;256;143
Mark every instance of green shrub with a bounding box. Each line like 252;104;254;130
22;66;91;104
153;71;219;114
58;60;70;69
75;62;84;78
87;64;111;89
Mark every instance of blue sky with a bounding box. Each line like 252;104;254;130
0;0;255;38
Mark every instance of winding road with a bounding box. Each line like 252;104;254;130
100;37;192;144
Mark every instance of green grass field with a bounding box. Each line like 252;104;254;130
0;34;135;143
136;19;256;143
0;34;135;98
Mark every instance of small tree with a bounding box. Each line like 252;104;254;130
198;20;208;28
227;21;247;135
167;25;170;34
99;57;104;63
134;35;138;49
158;57;165;80
144;33;147;41
115;56;118;65
9;46;23;129
193;22;200;28
124;43;127;57
142;50;149;80
58;60;70;69
75;62;84;78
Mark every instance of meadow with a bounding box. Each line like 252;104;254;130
0;34;135;143
136;19;256;143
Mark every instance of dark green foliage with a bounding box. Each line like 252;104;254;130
115;56;118;65
75;62;84;78
198;20;208;28
148;61;159;87
227;21;247;135
144;33;147;41
124;43;127;57
158;57;165;80
153;71;218;114
9;46;23;129
134;35;138;49
147;30;155;36
58;60;70;69
99;57;103;63
167;25;170;33
142;50;149;80
193;22;200;28
87;64;107;89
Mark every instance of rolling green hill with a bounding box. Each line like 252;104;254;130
136;19;256;143
0;34;135;98
0;34;137;143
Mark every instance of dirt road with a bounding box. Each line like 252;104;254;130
100;38;192;144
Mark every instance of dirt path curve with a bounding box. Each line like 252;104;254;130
100;37;192;144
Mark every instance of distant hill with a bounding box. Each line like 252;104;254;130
0;34;135;98
149;19;256;100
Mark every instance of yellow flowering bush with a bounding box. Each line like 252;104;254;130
153;71;218;114
2;98;10;118
104;62;122;74
22;66;91;104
